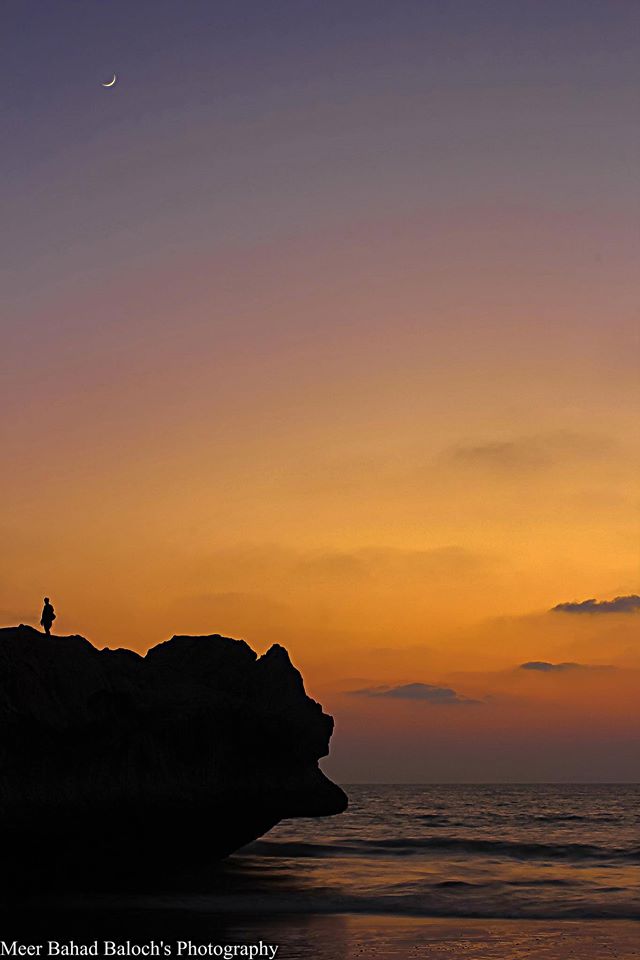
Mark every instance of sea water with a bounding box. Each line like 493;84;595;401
227;783;640;920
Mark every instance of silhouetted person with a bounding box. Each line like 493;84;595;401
40;597;56;636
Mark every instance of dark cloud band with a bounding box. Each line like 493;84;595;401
348;682;480;705
519;661;614;672
552;595;640;614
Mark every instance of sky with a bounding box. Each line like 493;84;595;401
1;0;638;781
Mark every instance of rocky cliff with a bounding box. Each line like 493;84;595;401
0;625;347;886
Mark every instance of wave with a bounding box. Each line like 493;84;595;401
363;837;640;862
246;836;640;863
532;813;587;821
130;886;640;921
530;813;618;823
245;840;355;858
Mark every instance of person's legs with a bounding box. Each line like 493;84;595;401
44;623;50;636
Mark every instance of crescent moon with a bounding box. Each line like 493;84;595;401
102;74;117;88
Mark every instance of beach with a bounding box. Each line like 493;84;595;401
7;913;638;960
271;916;640;960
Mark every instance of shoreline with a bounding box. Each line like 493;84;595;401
5;910;638;959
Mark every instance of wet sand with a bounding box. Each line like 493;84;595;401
157;914;640;960
285;915;640;959
4;904;638;959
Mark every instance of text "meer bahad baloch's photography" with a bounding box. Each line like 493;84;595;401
1;943;278;959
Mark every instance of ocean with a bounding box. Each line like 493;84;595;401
239;783;640;920
196;783;640;921
8;785;640;959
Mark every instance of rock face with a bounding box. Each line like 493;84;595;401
0;625;347;885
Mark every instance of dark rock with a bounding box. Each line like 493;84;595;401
0;625;347;887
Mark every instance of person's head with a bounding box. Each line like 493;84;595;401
44;597;49;604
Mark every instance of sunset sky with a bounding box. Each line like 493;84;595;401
2;0;638;781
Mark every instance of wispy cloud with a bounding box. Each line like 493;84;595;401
551;595;640;615
447;431;613;473
348;682;480;704
296;545;488;583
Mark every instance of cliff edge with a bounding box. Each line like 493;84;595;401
0;625;347;885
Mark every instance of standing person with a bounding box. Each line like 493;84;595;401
40;597;56;636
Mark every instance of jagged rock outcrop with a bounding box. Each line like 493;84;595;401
0;625;347;886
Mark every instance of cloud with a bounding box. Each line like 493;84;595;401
348;682;480;705
450;440;540;470
447;431;613;473
551;595;640;615
296;553;370;582
519;661;614;672
520;661;584;672
167;590;288;625
191;543;491;591
296;545;488;583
